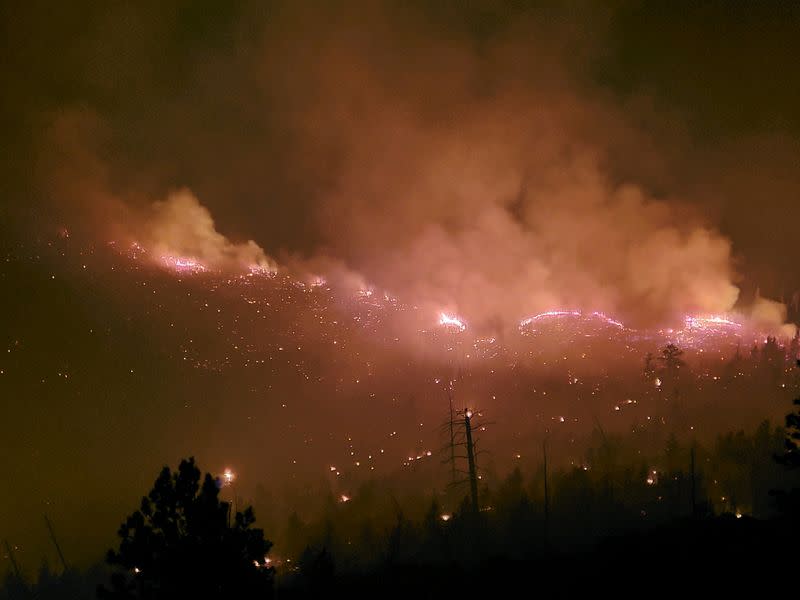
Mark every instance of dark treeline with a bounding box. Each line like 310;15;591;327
3;342;799;597
4;409;800;598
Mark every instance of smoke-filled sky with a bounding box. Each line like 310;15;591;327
2;0;800;573
3;0;800;323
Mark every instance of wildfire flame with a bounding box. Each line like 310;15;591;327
438;312;467;332
683;315;741;329
160;255;207;273
519;310;625;330
248;263;277;277
519;310;582;328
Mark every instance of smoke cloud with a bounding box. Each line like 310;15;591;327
749;296;797;338
250;6;742;329
144;189;275;272
25;1;799;331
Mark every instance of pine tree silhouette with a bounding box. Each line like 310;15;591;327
98;457;273;599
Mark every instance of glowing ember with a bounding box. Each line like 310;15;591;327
129;241;147;258
438;312;466;332
222;468;235;485
646;469;658;485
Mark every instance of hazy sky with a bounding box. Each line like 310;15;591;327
2;0;800;573
3;1;800;306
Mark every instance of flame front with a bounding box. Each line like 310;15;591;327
161;255;208;273
439;312;467;332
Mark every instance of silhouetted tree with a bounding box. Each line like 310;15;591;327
657;343;686;402
760;336;784;383
772;360;800;514
776;402;800;469
788;330;800;365
643;352;656;382
1;571;29;600
98;457;273;599
296;546;335;593
283;512;307;560
420;499;447;562
659;343;685;375
751;421;785;516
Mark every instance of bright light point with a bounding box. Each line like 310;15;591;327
223;469;235;484
438;312;466;332
340;494;350;503
440;514;451;522
161;255;207;273
736;511;742;519
465;409;473;419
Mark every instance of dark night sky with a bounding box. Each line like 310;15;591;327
1;0;800;573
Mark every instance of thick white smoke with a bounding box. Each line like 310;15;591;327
292;31;742;329
34;2;796;333
749;296;797;337
143;189;276;272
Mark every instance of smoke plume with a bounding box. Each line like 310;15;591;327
26;1;800;331
144;189;275;272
